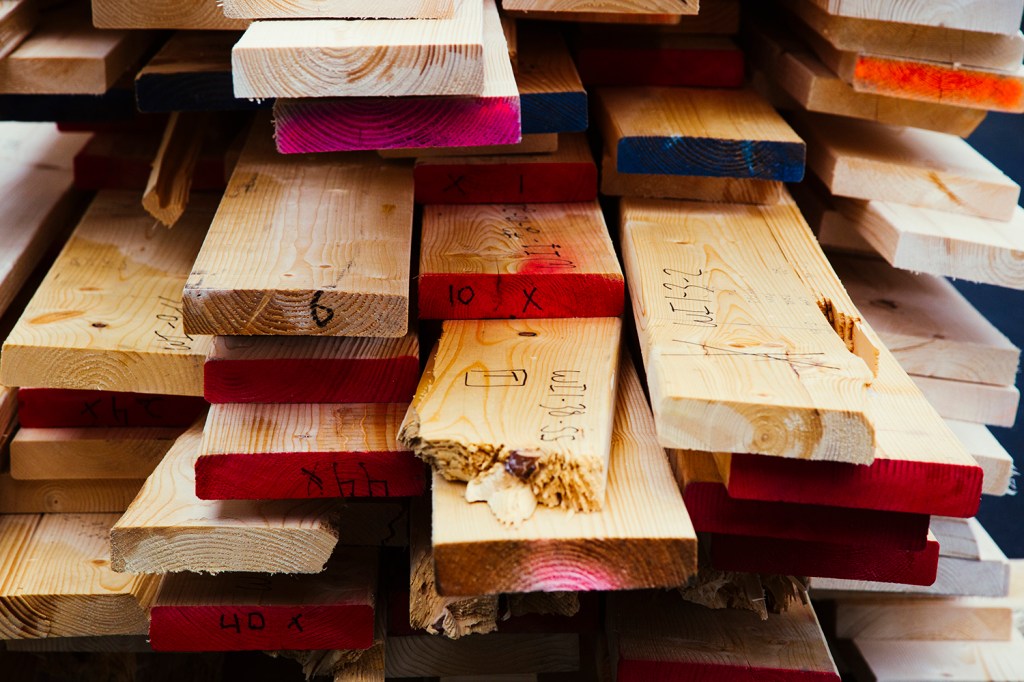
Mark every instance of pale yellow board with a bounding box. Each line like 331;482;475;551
92;0;250;29
620;197;876;462
854;633;1024;681
378;135;555;160
431;354;697;595
946;419;1015;496
0;0;37;60
232;0;486;98
0;474;144;514
10;427;180;480
110;419;341;574
222;0;453;19
502;0;696;17
0;513;158;639
184;118;413;337
835;596;1015;641
911;374;1019;428
931;515;983;560
1;191;214;396
806;0;1024;35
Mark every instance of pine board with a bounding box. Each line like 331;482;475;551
946;419;1015;496
516;27;587;135
183;119;413;337
222;0;453;19
0;0;36;60
835;595;1015;641
377;133;556;159
92;0;250;29
16;388;207;429
853;635;1024;681
10;427;180;480
502;0;696;16
805;0;1024;35
911;374;1019;427
418;201;623;320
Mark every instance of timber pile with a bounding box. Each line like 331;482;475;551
0;0;1020;680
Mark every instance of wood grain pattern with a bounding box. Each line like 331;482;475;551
598;87;805;180
400;318;621;522
0;0;37;60
110;419;341;574
149;550;376;651
223;0;453;18
432;355;697;595
502;0;696;16
142;111;207;228
377;134;555;159
559;0;737;30
609;591;839;681
574;35;743;87
806;0;1024;35
16;389;206;429
621;197;875;461
10;427;180;480
92;0;250;29
183;118;413;337
204;333;420;404
0;470;144;513
854;635;1024;681
384;633;579;678
911;374;1019;427
413;133;597;204
0;190;214;396
0;513;158;639
835;595;1015;641
795;112;1020;221
419;201;623;320
232;0;485;98
516;26;587;135
946;419;1015;496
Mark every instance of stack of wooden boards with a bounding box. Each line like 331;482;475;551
0;0;1021;680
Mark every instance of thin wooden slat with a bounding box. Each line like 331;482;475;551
418;201;623;320
232;0;485;99
911;374;1019;427
0;513;159;639
598;87;805;180
501;0;696;17
413;133;597;205
431;354;697;595
149;550;377;651
204;333;419;404
794;112;1020;221
16;388;207;429
384;633;579;678
946;419;1015;496
0;0;37;60
574;34;743;87
853;635;1024;681
9;427;180;480
399;318;621;524
222;0;453;19
142;111;207;227
620;197;876;462
835;595;1015;641
560;0;737;31
516;27;587;135
805;0;1024;36
92;0;250;29
0;472;144;514
0;191;214;397
931;516;983;560
609;591;839;681
377;134;556;160
183;118;413;337
110;419;341;574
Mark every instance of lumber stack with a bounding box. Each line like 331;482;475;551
0;0;1020;680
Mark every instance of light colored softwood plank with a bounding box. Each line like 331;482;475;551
747;24;988;137
223;0;453;18
384;633;579;678
835;596;1015;641
556;0;737;30
204;333;420;404
183;118;413;337
418;201;623;320
806;0;1024;35
110;419;342;574
377;134;556;160
9;427;180;480
792;173;876;254
911;374;1019;427
620;197;876;462
413;133;597;205
946;419;1015;496
0;474;143;513
399;318;621;524
232;0;485;98
1;191;214;396
142;111;208;228
502;0;695;17
0;122;90;321
149;550;376;651
795;112;1020;221
609;591;839;681
786;0;1024;70
0;5;154;95
931;516;983;560
0;513;159;639
92;0;250;29
831;254;1020;386
432;354;697;595
854;635;1024;681
0;0;37;60
597;87;805;180
195;402;423;500
516;26;586;135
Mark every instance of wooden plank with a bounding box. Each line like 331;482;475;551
946;419;1015;496
0;122;90;321
384;633;579;678
432;354;697;595
516;26;587;135
16;388;207;429
598;87;805;180
142;111;208;227
620;197;876;462
377;134;556;160
502;0;696;17
9;427;180;480
232;0;485;99
806;0;1024;36
931;516;982;560
854;635;1024;681
204;333;419;404
149;550;376;651
0;0;37;60
835;595;1015;641
399;318;621;523
912;375;1019;427
504;8;683;23
574;35;743;88
418;201;623;320
183;118;413;337
785;0;1024;71
795;112;1020;221
544;0;736;30
0;5;154;95
609;591;839;681
747;23;989;137
195;402;423;500
831;254;1020;386
2;635;151;652
0;473;144;514
0;513;158;639
413;133;597;205
792;173;876;254
110;419;341;574
92;0;249;29
0;191;214;396
223;0;453;19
